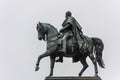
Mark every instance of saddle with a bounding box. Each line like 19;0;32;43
57;34;76;47
56;34;90;52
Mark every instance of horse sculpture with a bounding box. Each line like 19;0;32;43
35;22;105;77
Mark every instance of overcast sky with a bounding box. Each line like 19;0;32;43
0;0;120;80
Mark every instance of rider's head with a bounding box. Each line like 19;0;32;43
65;11;72;18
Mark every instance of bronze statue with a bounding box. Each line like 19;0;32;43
56;11;85;63
59;11;83;53
35;11;105;77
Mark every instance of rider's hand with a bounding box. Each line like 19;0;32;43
60;29;63;33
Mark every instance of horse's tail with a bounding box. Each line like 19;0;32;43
91;37;105;68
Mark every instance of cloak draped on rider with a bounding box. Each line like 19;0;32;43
62;16;83;52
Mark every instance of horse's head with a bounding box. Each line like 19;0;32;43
36;22;59;42
36;22;46;40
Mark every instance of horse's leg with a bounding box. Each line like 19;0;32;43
35;45;59;71
79;57;88;76
35;50;51;71
48;56;55;77
89;53;98;77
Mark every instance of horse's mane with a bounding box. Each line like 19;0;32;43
46;23;59;34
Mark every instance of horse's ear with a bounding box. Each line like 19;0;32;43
39;22;41;25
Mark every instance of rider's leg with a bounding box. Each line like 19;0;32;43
56;33;71;62
60;34;70;53
62;35;67;53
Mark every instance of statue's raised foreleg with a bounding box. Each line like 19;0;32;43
79;57;88;76
35;50;51;71
35;45;59;71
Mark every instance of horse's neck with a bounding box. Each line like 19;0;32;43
46;24;58;41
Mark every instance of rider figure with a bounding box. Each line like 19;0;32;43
56;11;84;62
59;11;83;53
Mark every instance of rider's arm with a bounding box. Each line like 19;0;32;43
60;23;70;33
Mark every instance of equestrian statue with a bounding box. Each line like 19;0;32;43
35;11;105;77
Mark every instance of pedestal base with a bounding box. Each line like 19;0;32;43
45;76;101;80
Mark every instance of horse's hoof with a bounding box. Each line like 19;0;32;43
48;74;53;77
94;74;99;77
78;73;82;76
35;66;39;71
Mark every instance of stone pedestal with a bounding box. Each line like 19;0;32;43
45;77;101;80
